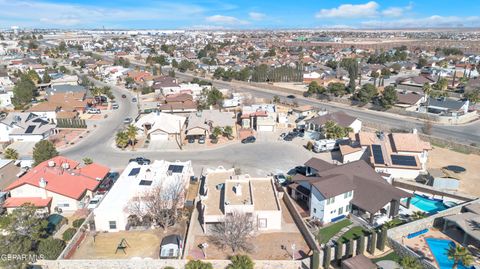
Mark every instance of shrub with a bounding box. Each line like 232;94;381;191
72;218;85;228
323;245;331;269
306;141;313;151
368;231;377;254
227;255;254;269
38;238;65;260
62;227;77;241
311;250;320;269
185;260;213;269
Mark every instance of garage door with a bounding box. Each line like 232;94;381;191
257;125;274;132
150;132;168;140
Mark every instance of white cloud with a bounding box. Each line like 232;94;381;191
249;12;266;20
315;1;379;19
0;0;205;27
382;2;414;17
362;15;480;28
205;15;249;25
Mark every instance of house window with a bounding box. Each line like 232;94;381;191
57;202;70;208
346;204;351;212
109;221;117;230
258;218;267;228
168;248;175;257
338;207;343;215
344;191;353;198
327;197;335;205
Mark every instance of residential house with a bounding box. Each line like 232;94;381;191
292;105;316;118
94;160;193;232
27;92;86;124
0;159;22;191
159;234;183;259
152;76;180;95
200;166;282;233
342;130;431;179
0;112;56;142
157;93;197;113
395;91;425;111
421;97;470;116
0;87;14;110
240;104;277;132
4;156;109;213
289;158;412;226
305;111;362;138
135;112;186;141
185;110;236;138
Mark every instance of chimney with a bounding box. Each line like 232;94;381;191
39;178;48;199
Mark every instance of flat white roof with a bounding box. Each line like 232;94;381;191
95;160;193;218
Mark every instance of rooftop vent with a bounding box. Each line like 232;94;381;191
61;162;70;169
233;183;242;196
48;161;55;167
39;178;47;188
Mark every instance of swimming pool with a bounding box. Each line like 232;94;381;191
408;194;448;213
426;238;470;269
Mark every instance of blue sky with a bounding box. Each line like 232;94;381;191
0;0;479;29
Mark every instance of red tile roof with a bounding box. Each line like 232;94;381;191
5;156;109;200
3;197;52;208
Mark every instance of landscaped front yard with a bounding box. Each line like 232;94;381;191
317;219;352;244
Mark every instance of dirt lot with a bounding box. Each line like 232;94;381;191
191;232;309;260
71;226;185;259
428;147;480;196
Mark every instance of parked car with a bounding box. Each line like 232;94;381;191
123;117;133;124
295;116;306;123
87;194;104;209
132;97;137;102
86;108;101;114
121;94;127;98
112;103;119;109
241;136;256;144
188;137;195;143
279;133;287;139
294;166;307;175
274;174;288;186
198;136;206;144
96;178;114;194
283;133;295;141
129;157;151;165
286;95;296;99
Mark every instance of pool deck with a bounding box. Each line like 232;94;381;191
403;229;458;269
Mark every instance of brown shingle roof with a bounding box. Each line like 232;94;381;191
306;111;357;128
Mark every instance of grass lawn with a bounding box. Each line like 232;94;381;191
340;226;369;243
317;219;352;244
371;251;400;263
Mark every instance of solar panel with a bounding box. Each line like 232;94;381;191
168;165;184;173
139;180;153;186
25;125;36;134
128;168;141;176
371;144;385;164
391;155;417;167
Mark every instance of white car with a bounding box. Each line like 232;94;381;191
87;108;101;114
87;195;104;209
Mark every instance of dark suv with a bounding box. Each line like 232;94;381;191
129;157;151;165
241;136;256;144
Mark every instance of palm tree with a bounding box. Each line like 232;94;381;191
3;148;19;160
82;157;93;165
227;255;254;269
422;82;432;112
411;211;427;221
447;244;473;269
272;95;280;104
223;126;234;139
399;256;422;269
115;131;129;149
126;125;138;150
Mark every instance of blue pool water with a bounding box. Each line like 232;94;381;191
408;194;448;213
426;238;470;269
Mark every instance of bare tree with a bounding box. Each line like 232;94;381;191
125;180;185;229
209;211;256;253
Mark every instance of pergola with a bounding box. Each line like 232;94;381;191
443;212;480;245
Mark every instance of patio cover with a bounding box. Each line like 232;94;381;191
444;212;480;242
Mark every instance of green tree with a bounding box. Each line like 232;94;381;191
116;131;129;149
206;87;223;107
13;75;36;109
223;126;233;139
37;238;65;260
447;244;473;269
42;72;51;83
62;227;77;241
33;140;59;166
341;58;359;92
355;83;378;104
82;157;93;165
211;126;222;139
323;121;351;139
3;148;19;160
126;125;138;150
327;82;347;97
411;211;427;220
418;57;428;68
272;95;280;103
399;256;422;269
465;89;480;104
227;255;255;269
381;85;398;108
185;260;213;269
